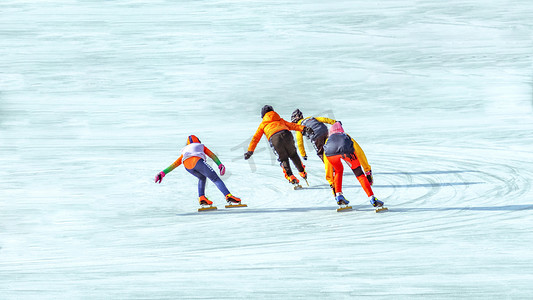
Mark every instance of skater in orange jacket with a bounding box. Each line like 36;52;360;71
323;122;383;208
244;105;314;186
155;135;242;207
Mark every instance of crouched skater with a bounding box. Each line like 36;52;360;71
323;122;384;209
155;135;242;208
244;105;314;188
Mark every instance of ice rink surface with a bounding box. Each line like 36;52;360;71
1;0;532;298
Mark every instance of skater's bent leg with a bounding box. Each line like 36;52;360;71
198;176;207;196
271;133;292;177
284;131;305;172
289;152;304;173
186;167;207;196
352;166;364;177
287;141;304;172
314;135;327;163
280;159;293;176
196;160;231;196
356;174;373;197
344;156;373;196
327;155;344;194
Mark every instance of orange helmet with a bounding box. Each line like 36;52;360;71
186;135;201;145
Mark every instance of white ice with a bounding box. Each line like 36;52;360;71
1;0;533;298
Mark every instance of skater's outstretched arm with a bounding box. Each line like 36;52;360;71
283;119;305;132
247;125;265;152
204;146;221;165
315;117;337;125
323;152;334;187
204;146;226;175
348;135;371;173
155;155;183;183
295;130;307;158
163;155;183;174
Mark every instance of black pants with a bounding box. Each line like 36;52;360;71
269;130;304;176
312;133;328;161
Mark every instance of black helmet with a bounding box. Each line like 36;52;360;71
291;109;303;123
261;105;273;118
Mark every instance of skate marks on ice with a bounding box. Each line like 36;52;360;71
178;203;398;216
383;204;533;214
177;205;336;217
305;180;484;190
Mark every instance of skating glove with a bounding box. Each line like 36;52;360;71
303;155;307;160
218;164;226;176
155;171;165;184
365;170;373;185
244;151;253;160
303;126;314;136
330;183;336;196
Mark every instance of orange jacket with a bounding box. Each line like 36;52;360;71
248;111;305;152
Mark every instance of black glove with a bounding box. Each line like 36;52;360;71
303;126;314;136
244;151;253;160
302;155;307;160
365;170;373;185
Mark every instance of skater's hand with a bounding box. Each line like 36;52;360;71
303;126;314;136
218;164;226;176
155;171;165;184
365;170;373;185
302;155;307;160
244;151;253;160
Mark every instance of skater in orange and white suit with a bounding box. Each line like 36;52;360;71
155;135;242;206
323;122;383;208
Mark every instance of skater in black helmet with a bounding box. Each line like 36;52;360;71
291;109;338;161
245;105;314;188
291;109;374;187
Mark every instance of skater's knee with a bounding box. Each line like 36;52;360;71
352;166;364;177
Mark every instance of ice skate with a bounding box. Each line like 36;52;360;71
335;194;350;206
288;175;299;184
299;166;309;186
288;175;302;190
369;196;383;207
225;194;247;208
198;196;217;212
335;194;352;212
370;196;388;213
199;195;213;206
299;164;307;180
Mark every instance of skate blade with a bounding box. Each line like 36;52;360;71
198;206;217;212
293;185;303;190
375;207;388;213
225;203;248;208
337;206;353;212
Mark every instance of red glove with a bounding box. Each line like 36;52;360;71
219;164;226;176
